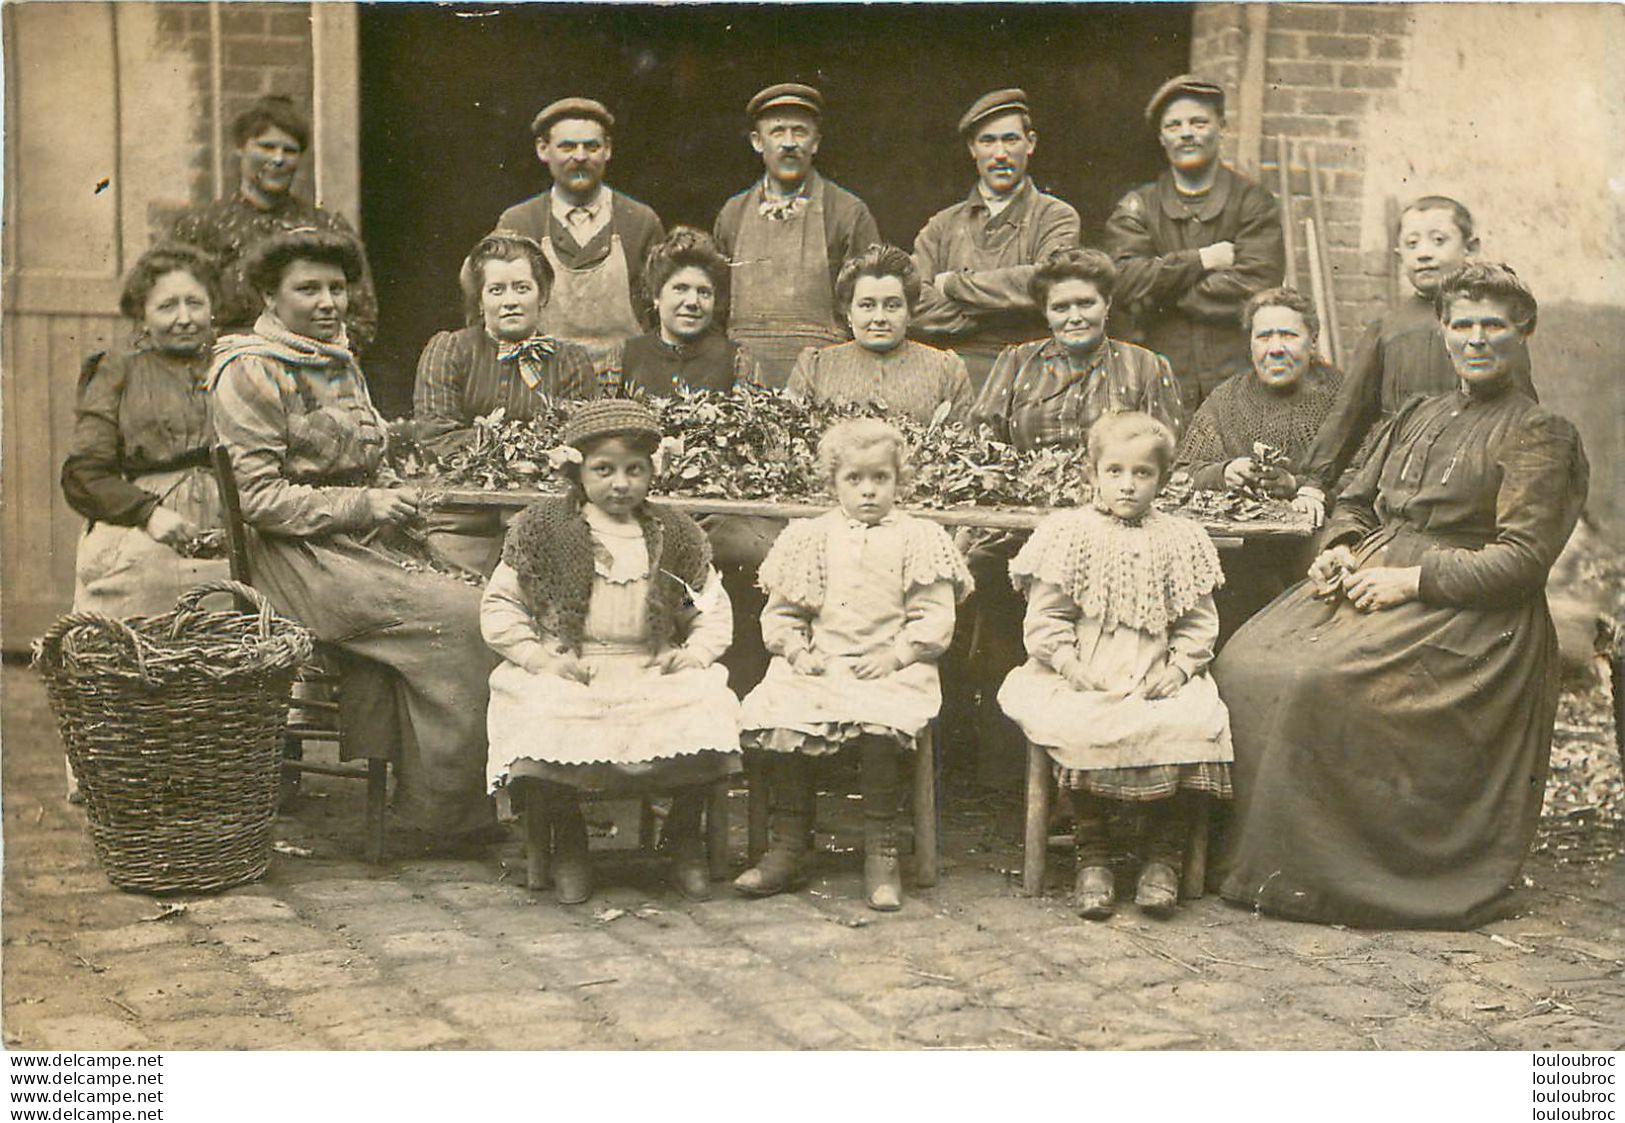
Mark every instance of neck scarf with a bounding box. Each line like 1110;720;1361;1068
491;331;559;391
208;312;355;390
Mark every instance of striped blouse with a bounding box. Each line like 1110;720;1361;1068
413;325;598;438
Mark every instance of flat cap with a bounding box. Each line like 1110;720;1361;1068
958;88;1030;136
562;399;662;449
531;96;614;138
1144;75;1226;125
746;83;823;121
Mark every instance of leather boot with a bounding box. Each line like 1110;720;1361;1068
549;792;592;906
1072;789;1115;920
861;739;902;912
664;786;712;901
734;756;811;896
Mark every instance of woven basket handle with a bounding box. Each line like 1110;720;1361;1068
170;579;276;641
32;611;154;680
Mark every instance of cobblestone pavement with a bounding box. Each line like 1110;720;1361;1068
4;663;1620;1051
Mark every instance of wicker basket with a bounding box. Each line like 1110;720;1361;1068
32;580;314;894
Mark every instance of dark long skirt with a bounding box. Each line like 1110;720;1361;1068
1215;578;1560;929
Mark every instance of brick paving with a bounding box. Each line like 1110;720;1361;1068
3;663;1620;1051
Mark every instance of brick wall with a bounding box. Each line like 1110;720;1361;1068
150;3;313;235
1191;2;1411;363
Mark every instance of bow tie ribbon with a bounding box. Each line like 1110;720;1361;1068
495;335;558;391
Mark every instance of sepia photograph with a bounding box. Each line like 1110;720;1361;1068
1;0;1619;1095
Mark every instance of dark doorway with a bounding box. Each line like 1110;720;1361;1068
358;3;1193;414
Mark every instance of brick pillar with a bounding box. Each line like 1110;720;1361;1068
1190;2;1412;364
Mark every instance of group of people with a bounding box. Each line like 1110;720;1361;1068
60;78;1588;931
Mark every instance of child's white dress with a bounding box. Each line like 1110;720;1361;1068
482;506;741;800
739;510;973;754
997;506;1233;796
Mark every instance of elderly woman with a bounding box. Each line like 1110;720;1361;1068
1216;264;1588;928
972;247;1185;451
211;229;495;839
414;231;598;572
787;244;973;424
604;227;762;395
1174;286;1343;637
63;244;230;617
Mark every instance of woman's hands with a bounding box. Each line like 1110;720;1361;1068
1291;486;1327;529
1308;545;1359;599
1309;547;1420;611
550;653;594;684
144;506;198;547
1223;457;1297;497
364;487;421;528
1342;567;1421;612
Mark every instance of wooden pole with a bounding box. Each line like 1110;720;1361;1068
1305;142;1344;366
1278;135;1298;289
1303;217;1332;363
1236;6;1271;177
1022;741;1050;897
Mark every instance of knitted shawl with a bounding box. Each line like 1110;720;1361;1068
208;312;359;390
1178;362;1343;473
757;510;974;608
500;494;711;654
1009;506;1223;635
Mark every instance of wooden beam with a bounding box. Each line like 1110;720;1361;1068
1235;5;1270;177
311;4;362;231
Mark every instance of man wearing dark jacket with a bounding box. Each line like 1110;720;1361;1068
1105;76;1284;411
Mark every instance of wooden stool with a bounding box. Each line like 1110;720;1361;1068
745;725;940;889
523;780;732;891
1022;740;1209;900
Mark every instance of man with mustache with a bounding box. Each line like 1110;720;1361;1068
1105;75;1284;412
909;89;1081;388
172;96;379;349
492;97;665;373
714;83;880;386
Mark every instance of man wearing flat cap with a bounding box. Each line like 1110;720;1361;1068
1105;75;1284;410
713;83;880;386
909;88;1080;387
490;96;665;372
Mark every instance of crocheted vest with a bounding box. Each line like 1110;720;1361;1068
501;494;712;654
756;511;975;608
1009;506;1223;635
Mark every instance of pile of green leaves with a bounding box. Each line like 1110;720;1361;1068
387;384;1299;520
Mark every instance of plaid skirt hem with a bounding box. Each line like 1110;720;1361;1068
1053;760;1233;801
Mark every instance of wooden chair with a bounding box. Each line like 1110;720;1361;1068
744;723;941;890
520;780;732;890
1022;740;1209;900
211;445;390;864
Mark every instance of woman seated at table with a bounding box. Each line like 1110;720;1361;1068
62;244;230;618
787;244;973;424
1216;263;1588;928
1174;286;1343;637
211;228;496;839
413;231;599;572
603;227;762;396
971;247;1185;451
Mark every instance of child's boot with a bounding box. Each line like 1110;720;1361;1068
734;756;811;896
861;738;902;911
1135;793;1186;918
548;791;592;906
1071;789;1115;920
664;786;712;901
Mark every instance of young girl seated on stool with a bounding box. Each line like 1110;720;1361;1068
735;418;972;911
480;399;741;905
997;412;1232;919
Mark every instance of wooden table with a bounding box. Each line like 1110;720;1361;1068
434;488;1312;547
